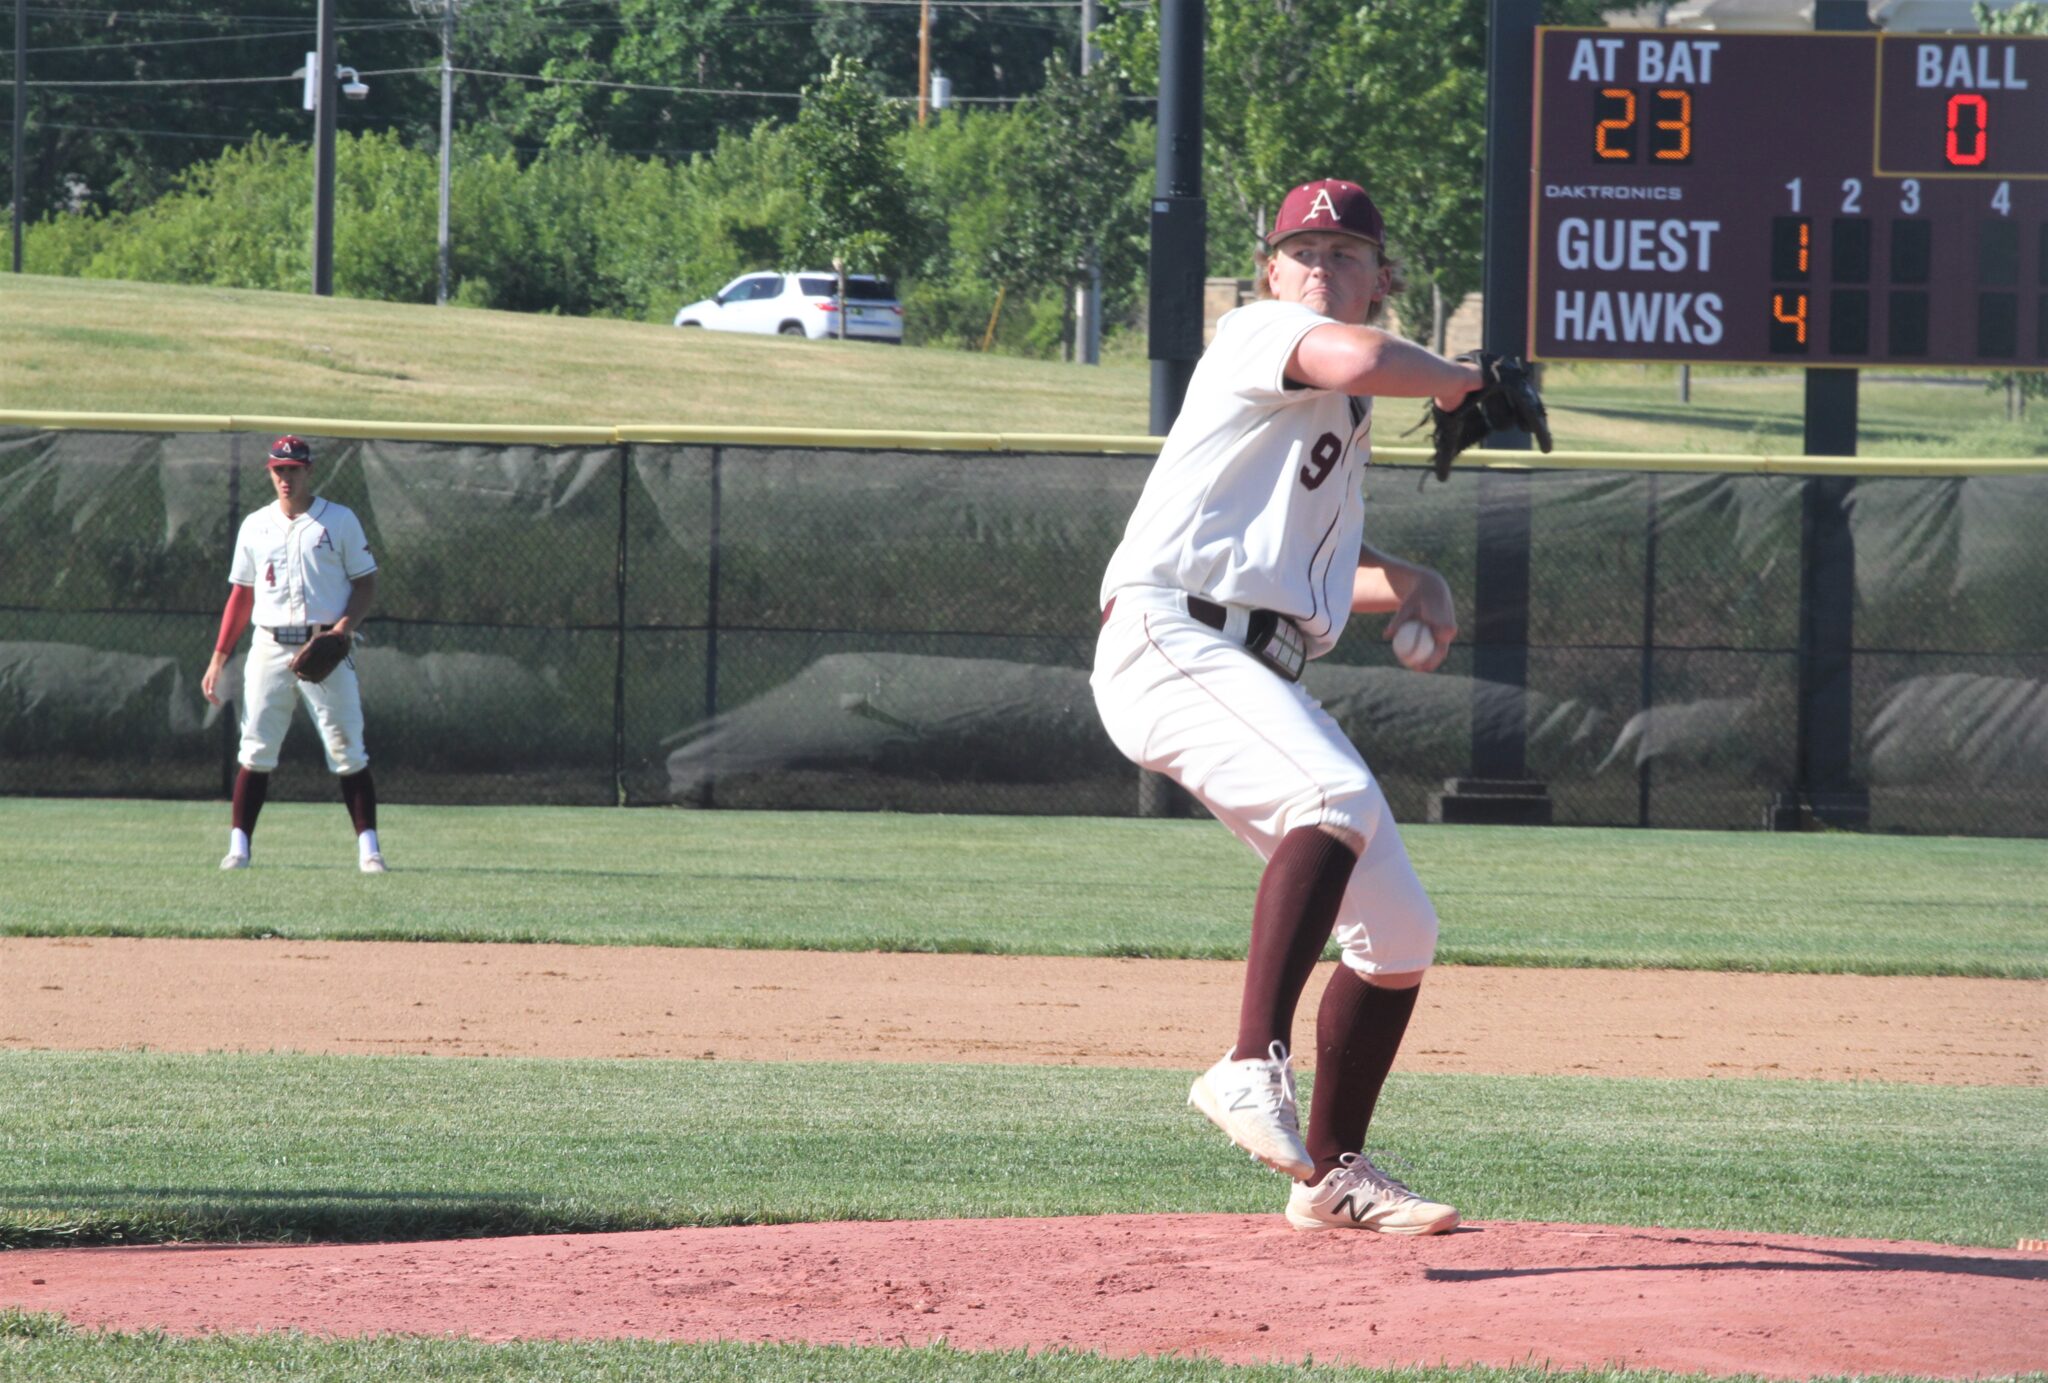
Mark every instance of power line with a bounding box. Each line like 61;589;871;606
28;64;435;88
28;72;300;87
36;118;260;142
24;20;421;56
453;66;804;100
19;7;317;28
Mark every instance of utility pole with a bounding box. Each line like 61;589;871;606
1073;0;1101;364
917;0;931;127
311;0;337;295
12;0;25;273
437;0;454;305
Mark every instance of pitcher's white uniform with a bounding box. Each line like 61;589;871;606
1092;298;1438;977
229;497;377;774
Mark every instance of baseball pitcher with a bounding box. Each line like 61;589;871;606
1093;179;1488;1234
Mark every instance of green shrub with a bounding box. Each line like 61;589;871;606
19;110;1154;356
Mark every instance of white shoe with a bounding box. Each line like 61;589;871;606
359;853;387;874
219;852;250;871
1286;1152;1460;1235
1187;1041;1313;1180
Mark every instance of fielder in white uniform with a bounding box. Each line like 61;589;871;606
1093;179;1480;1235
201;435;387;873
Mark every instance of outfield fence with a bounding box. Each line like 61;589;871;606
3;412;2045;835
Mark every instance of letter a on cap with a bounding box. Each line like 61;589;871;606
1306;189;1339;222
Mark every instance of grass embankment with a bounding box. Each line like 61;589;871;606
2;1050;2040;1249
5;274;2044;457
3;801;2045;976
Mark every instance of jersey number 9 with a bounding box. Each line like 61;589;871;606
1301;432;1342;491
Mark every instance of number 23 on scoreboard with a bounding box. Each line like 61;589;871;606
1592;86;1694;163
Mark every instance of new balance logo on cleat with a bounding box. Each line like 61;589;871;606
1286;1151;1459;1235
1331;1194;1378;1225
1187;1041;1314;1181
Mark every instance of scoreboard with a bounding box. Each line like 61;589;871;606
1529;29;2048;368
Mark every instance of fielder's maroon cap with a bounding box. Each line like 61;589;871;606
1268;179;1385;249
266;435;313;467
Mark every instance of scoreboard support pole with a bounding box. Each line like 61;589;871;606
1138;0;1206;819
1770;0;1872;832
1147;0;1206;438
1431;0;1554;827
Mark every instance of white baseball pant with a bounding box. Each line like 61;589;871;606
1092;586;1438;977
238;627;369;775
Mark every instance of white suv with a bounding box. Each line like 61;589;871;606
674;271;904;343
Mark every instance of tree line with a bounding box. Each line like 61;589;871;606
11;0;1615;357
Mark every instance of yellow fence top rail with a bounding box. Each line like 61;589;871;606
4;409;2044;476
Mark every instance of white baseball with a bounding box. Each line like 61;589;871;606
1391;620;1436;669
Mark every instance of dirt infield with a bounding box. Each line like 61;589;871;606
5;937;2043;1083
5;936;2045;1375
7;1218;2045;1378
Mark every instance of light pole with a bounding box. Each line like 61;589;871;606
12;0;25;273
1074;0;1101;364
302;0;367;297
436;0;454;304
311;0;337;295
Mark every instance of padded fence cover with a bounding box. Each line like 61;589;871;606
2;425;2043;834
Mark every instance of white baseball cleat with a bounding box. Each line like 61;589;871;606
1286;1152;1460;1235
1187;1041;1314;1180
219;851;250;871
359;853;387;874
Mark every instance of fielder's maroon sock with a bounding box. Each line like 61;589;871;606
340;769;378;835
1232;826;1359;1062
1305;965;1421;1183
231;768;270;836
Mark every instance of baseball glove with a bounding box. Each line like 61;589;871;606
288;630;352;684
1422;351;1553;481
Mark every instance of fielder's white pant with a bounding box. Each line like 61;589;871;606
1092;586;1438;977
238;627;369;775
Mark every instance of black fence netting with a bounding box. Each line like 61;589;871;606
3;427;2044;834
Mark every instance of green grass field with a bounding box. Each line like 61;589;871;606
4;275;2044;457
3;797;2044;1381
15;1325;1993;1383
4;801;2043;976
2;1051;2040;1250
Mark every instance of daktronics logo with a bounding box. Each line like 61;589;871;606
1544;184;1685;201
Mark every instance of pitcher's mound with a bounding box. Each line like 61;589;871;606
7;1216;2043;1378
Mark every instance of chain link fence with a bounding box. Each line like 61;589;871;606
3;426;2044;834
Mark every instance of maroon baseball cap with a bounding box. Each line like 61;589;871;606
1268;179;1385;249
266;435;313;468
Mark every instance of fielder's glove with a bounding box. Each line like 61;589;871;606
288;630;353;684
1422;351;1553;481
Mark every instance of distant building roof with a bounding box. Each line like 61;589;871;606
1601;0;2034;30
